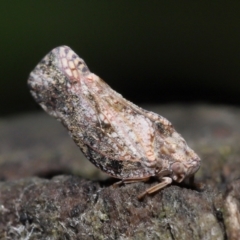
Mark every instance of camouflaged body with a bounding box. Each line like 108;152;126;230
28;46;200;182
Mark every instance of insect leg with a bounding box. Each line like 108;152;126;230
138;177;172;199
113;177;150;187
189;175;195;185
188;175;204;190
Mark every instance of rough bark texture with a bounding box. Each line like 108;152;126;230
0;104;240;239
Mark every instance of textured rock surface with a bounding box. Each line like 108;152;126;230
0;104;240;239
0;176;224;240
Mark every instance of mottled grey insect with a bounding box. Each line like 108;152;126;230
28;46;201;199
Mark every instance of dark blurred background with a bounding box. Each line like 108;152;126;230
1;1;240;117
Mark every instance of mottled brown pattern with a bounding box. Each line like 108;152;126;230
28;46;201;197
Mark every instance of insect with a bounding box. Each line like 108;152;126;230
28;46;201;199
